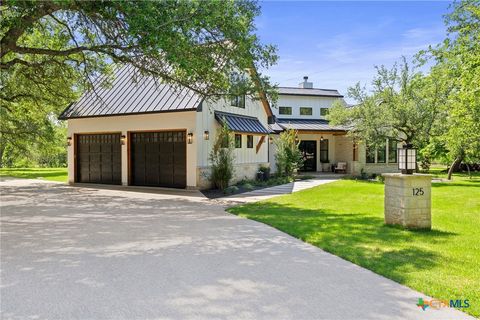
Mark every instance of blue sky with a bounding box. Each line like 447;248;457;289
256;1;451;102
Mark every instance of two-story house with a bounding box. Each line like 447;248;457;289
269;76;399;175
59;64;272;189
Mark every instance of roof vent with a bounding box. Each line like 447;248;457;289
299;76;313;89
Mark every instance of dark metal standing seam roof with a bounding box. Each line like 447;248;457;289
278;87;344;98
275;118;347;132
58;64;203;119
214;111;269;134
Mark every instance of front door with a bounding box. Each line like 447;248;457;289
299;140;317;171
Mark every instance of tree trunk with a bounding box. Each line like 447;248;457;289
447;157;463;180
0;144;4;168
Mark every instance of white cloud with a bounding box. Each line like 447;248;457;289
265;24;446;103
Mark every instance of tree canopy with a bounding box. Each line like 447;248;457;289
329;0;480;178
0;0;277;167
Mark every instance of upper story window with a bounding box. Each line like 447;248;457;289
320;108;329;116
279;106;292;115
235;134;242;148
300;107;313;115
230;95;245;108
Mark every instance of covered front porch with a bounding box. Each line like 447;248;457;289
296;131;359;175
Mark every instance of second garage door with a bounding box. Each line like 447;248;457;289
130;131;187;188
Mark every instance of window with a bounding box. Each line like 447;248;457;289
366;145;375;163
300;107;313;115
279;106;292;115
320;139;329;163
235;134;242;148
230;95;245;108
320;108;329;116
377;142;386;163
388;139;397;163
247;135;253;148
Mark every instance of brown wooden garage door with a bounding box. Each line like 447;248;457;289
130;131;186;188
76;133;122;184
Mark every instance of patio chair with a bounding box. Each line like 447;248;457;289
334;162;347;173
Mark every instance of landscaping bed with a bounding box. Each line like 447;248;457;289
201;175;314;199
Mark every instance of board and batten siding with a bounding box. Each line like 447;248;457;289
67;111;197;187
274;95;341;119
195;97;269;167
195;97;269;188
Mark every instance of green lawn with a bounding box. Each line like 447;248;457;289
0;167;68;182
228;174;480;317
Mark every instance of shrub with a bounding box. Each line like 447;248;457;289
359;168;369;180
241;183;254;191
224;185;239;195
209;123;235;190
258;165;270;178
376;175;385;183
274;129;303;178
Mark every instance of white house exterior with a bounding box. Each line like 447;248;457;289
60;65;272;189
269;77;400;175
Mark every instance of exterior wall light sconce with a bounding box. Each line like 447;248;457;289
120;135;126;145
295;137;299;144
269;136;273;144
187;132;193;144
67;136;72;146
204;131;209;140
320;136;324;142
398;143;416;174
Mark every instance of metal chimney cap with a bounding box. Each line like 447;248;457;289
303;76;308;81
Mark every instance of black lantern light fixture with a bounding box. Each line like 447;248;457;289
320;136;324;142
398;143;416;174
269;136;274;144
120;135;126;145
204;131;209;140
187;132;193;144
67;136;72;146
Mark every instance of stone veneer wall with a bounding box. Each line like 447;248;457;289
364;163;400;174
382;173;432;229
196;162;269;190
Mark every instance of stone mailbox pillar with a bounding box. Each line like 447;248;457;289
382;173;432;230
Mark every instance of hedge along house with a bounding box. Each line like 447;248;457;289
268;77;400;175
59;64;272;189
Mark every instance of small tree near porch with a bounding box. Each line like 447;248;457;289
274;129;303;178
209;123;235;190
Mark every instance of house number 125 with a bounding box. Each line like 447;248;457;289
413;188;424;196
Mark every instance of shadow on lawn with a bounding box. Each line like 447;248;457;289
232;202;456;283
432;182;480;188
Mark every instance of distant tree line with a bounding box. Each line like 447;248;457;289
329;0;480;179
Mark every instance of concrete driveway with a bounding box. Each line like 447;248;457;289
0;179;473;320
